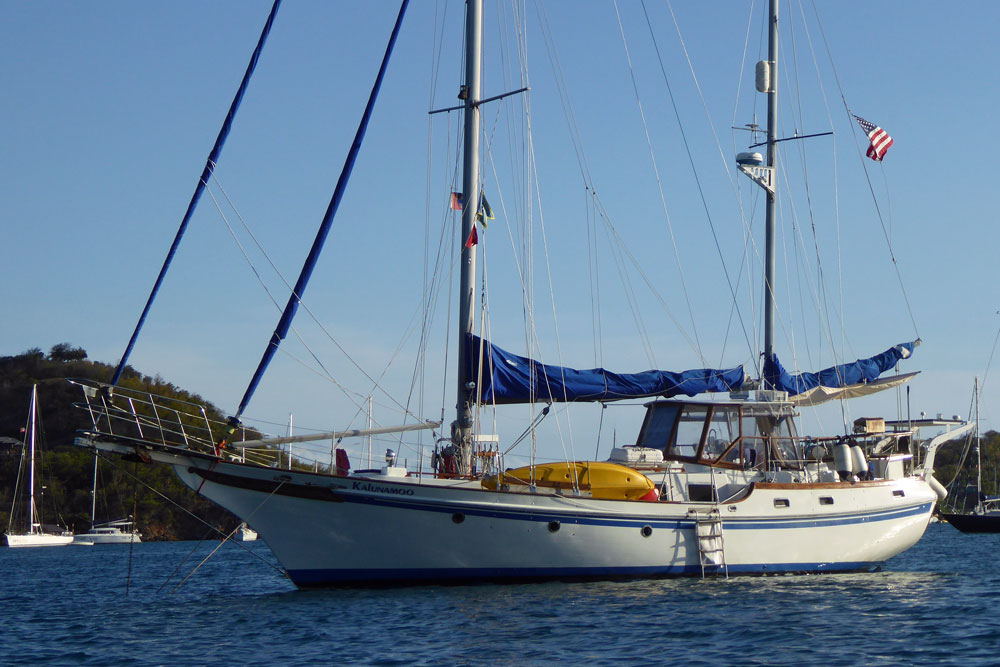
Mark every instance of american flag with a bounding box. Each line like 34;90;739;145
853;114;893;161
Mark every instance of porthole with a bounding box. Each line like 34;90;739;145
641;525;653;538
774;498;790;508
452;513;465;524
548;520;561;533
819;496;834;505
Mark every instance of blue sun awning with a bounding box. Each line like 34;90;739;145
468;335;746;405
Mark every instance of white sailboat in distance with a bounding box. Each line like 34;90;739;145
6;385;74;548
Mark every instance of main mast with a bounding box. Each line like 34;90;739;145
454;0;483;474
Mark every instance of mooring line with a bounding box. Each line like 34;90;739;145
102;455;288;589
168;479;288;595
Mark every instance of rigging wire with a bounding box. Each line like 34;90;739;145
92;454;286;592
204;177;427;426
980;313;1000;398
785;1;852;430
234;0;410;421
534;1;705;369
660;0;779;376
646;1;760;371
614;0;703;368
126;460;138;595
794;0;849;380
110;0;282;386
809;0;920;340
169;480;289;595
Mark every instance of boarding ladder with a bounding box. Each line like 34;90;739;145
688;507;728;578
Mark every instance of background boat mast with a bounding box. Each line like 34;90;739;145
28;385;39;534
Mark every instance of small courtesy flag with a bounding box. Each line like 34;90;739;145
477;195;494;228
853;114;893;161
450;192;464;210
464;226;479;248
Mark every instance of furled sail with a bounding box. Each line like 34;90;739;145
468;335;746;404
784;372;919;407
763;342;918;403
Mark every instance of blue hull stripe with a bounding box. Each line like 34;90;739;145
334;487;932;531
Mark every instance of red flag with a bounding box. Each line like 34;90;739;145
464;226;478;248
450;192;464;210
853;114;893;161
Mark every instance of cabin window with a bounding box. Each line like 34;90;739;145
819;496;834;505
636;403;680;449
893;490;905;498
770;416;803;467
670;406;710;458
702;406;741;463
740;414;767;469
774;498;790;508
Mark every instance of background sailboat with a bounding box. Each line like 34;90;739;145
72;451;141;545
940;379;1000;532
5;385;73;548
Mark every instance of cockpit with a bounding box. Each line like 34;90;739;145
635;400;802;470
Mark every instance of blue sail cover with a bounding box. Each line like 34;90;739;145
763;342;916;396
468;335;745;404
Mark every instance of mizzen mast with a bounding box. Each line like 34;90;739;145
735;0;780;367
762;0;778;361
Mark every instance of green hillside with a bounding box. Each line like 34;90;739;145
0;344;243;541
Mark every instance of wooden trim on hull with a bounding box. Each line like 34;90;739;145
189;467;346;502
756;479;906;490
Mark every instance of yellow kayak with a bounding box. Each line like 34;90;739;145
482;461;658;501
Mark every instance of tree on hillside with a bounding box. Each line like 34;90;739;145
48;343;87;362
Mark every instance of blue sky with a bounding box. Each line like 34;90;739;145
2;1;997;466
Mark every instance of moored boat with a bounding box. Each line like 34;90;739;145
73;520;142;545
5;385;74;548
72;449;141;545
72;1;967;585
938;380;1000;533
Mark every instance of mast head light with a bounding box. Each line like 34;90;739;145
736;151;764;166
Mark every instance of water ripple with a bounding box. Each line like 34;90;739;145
1;524;996;665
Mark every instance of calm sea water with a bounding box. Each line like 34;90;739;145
1;523;997;665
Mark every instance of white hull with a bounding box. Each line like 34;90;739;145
6;532;74;548
72;530;141;545
116;446;936;587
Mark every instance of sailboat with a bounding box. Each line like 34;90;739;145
72;451;142;545
72;1;969;584
939;380;1000;532
6;385;74;548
